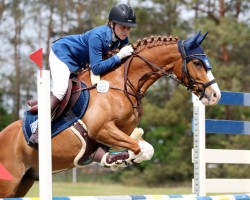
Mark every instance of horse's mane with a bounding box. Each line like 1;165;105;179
105;35;178;58
132;35;179;53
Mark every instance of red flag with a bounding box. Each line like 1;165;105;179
30;48;43;77
0;163;13;180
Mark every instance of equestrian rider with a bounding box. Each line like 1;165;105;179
28;4;137;119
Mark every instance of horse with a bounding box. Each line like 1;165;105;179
0;31;221;198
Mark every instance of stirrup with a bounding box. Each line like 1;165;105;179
28;132;38;148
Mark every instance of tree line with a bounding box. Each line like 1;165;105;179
0;0;249;185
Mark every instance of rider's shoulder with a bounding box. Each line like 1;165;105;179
87;25;112;42
89;25;111;36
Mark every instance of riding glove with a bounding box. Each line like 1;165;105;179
116;45;134;60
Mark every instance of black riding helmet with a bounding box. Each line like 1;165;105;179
109;4;137;27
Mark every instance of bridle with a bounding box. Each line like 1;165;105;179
122;40;217;121
178;40;216;100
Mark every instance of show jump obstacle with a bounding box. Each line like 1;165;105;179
192;91;250;196
37;70;52;200
30;49;53;200
2;194;250;200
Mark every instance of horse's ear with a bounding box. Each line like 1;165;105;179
197;32;208;45
186;31;201;49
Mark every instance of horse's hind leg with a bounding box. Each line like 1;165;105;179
0;120;36;198
0;174;24;198
15;178;35;197
0;175;35;198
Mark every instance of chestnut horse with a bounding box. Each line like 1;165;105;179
0;32;221;197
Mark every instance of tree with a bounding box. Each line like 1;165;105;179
0;90;14;131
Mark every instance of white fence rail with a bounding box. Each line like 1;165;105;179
192;91;250;196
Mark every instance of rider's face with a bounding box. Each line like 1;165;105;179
114;23;131;40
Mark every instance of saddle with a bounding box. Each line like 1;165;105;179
28;77;82;121
54;77;82;120
23;77;90;140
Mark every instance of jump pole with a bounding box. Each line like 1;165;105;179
37;70;52;200
30;48;52;199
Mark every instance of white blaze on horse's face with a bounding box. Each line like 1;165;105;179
200;70;221;105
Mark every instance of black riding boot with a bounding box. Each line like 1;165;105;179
28;93;61;119
28;93;61;147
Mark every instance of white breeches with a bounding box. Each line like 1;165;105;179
49;50;71;101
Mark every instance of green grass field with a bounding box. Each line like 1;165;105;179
26;182;192;197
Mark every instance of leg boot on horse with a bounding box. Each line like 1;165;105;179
28;93;61;147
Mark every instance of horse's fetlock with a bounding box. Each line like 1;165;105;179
132;144;141;155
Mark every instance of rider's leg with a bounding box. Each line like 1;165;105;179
50;50;71;102
28;50;70;119
50;50;71;119
28;50;70;147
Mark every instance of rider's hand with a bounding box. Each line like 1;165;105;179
116;45;134;60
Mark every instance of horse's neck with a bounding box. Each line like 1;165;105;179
127;44;178;95
77;43;179;96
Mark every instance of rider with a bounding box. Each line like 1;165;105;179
28;4;137;144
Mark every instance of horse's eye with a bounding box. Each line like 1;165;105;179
193;60;202;67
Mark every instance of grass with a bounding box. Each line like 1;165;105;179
25;182;192;197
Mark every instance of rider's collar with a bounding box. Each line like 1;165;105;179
112;32;118;42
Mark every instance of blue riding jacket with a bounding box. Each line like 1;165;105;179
51;25;129;75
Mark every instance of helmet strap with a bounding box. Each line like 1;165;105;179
111;22;120;41
112;32;118;42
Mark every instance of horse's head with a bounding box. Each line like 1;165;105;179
176;31;221;105
113;32;220;107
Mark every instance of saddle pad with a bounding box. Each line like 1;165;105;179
22;82;89;142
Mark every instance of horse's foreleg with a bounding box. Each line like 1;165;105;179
90;122;141;155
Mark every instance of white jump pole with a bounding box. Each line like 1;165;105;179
192;93;206;196
38;70;52;200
